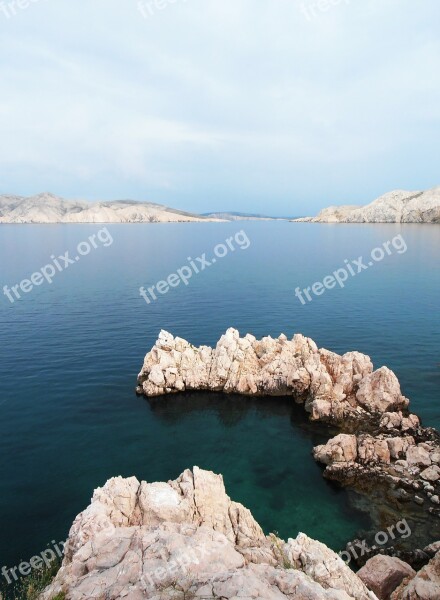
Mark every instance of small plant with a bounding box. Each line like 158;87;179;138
0;559;61;600
269;533;295;570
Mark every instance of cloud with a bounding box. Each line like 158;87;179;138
0;0;439;214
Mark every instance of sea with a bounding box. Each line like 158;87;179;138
0;221;439;569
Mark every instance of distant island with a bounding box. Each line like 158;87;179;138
293;187;440;224
0;193;223;224
202;211;295;221
2;187;439;224
0;193;299;224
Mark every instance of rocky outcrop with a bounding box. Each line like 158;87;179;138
292;187;440;224
357;555;416;600
138;329;440;543
39;467;377;600
391;550;440;599
313;430;440;523
137;329;411;428
0;193;224;224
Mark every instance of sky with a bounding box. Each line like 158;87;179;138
0;0;439;216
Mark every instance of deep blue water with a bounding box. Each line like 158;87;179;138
0;222;439;570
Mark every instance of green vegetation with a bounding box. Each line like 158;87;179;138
269;532;295;570
0;559;61;600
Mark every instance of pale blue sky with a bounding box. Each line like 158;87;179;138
0;0;439;215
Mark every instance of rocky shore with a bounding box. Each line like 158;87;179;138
37;329;440;599
137;329;440;544
39;467;440;600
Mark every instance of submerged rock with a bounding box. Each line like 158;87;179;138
39;467;377;600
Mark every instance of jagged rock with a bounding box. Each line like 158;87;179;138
406;447;432;467
420;466;440;482
430;453;440;464
137;329;408;427
358;435;391;464
313;434;358;465
391;551;440;599
357;555;416;599
139;330;440;537
39;468;377;600
356;368;409;414
387;437;415;460
285;533;375;599
380;413;420;433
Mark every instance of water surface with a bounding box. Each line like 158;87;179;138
0;222;439;568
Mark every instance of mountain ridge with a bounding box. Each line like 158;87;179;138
293;187;440;223
0;192;224;224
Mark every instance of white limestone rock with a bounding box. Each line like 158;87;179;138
39;468;378;600
138;329;409;427
0;193;225;224
293;187;440;224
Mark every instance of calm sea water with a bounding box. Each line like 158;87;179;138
0;222;439;569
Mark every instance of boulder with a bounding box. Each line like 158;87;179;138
356;368;409;414
358;435;391;464
357;555;415;599
420;465;440;482
406;446;432;467
391;550;440;599
313;434;358;465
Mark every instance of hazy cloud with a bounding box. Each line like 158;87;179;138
0;0;439;214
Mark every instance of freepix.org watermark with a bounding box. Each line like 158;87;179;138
0;0;45;20
2;227;114;304
1;540;65;585
295;233;407;305
339;518;412;565
139;230;250;305
137;0;188;19
298;0;351;22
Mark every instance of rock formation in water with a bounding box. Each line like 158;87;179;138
137;329;440;535
137;328;412;427
40;467;378;600
0;193;224;224
292;187;440;223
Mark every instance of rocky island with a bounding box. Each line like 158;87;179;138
293;187;440;223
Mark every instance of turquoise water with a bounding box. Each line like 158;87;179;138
0;222;439;569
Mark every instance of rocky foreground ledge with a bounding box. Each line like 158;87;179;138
40;467;440;600
138;330;440;532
